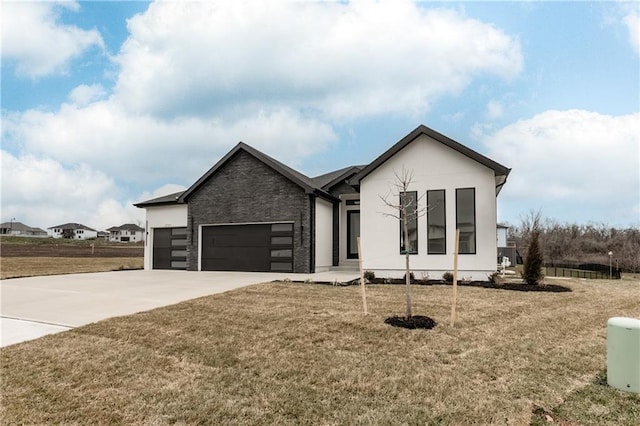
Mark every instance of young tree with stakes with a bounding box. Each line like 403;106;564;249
379;167;428;318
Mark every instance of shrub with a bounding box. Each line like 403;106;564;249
442;272;454;283
363;270;375;281
488;271;502;284
523;228;545;285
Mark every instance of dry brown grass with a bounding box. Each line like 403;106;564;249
1;277;639;425
0;257;143;279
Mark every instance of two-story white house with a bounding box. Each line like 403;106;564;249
107;224;145;242
48;223;98;240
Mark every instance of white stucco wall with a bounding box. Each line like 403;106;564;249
314;198;334;272
360;134;498;281
143;204;188;270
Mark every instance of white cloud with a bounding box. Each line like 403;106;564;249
3;103;337;185
113;0;522;119
482;110;640;225
623;9;640;54
0;150;143;230
1;1;525;229
68;84;107;107
1;1;104;78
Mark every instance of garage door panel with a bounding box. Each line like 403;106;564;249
201;224;293;272
153;227;187;270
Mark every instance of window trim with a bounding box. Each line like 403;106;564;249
399;191;418;255
427;189;446;255
455;187;476;255
346;210;360;259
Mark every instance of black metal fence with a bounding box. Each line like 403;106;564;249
544;261;621;279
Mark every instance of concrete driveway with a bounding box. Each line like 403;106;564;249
1;269;358;347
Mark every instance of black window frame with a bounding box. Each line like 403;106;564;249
427;189;446;255
346;210;360;259
399;191;418;255
456;188;476;255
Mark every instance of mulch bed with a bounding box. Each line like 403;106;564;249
368;278;571;293
384;315;437;330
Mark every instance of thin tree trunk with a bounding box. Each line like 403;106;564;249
405;252;412;317
403;211;412;318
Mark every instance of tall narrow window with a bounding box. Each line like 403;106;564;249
456;188;476;254
400;191;418;254
347;210;360;259
427;190;446;254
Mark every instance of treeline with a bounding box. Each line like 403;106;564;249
508;215;640;273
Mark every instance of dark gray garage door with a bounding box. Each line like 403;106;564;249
153;228;187;270
201;223;293;272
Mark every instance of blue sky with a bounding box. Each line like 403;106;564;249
2;0;639;231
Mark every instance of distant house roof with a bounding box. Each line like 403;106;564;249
107;224;145;232
177;142;338;203
497;223;510;229
0;222;47;234
48;223;97;232
349;124;511;194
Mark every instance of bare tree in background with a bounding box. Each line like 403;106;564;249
379;167;428;318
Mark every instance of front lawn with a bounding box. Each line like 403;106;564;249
1;278;639;424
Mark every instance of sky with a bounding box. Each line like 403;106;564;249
1;0;639;232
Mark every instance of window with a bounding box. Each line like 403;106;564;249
271;249;292;258
271;236;293;245
427;190;446;254
271;223;293;232
456;188;476;254
400;191;418;254
172;228;187;235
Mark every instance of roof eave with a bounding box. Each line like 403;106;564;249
349;124;511;186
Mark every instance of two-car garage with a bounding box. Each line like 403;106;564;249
200;223;294;272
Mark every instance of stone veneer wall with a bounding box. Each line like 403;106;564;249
185;150;313;273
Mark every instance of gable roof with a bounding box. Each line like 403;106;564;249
48;223;97;232
107;224;145;232
312;165;365;191
178;142;337;203
349;124;511;194
0;222;47;234
133;191;185;208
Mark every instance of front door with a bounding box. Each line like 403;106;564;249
347;210;360;259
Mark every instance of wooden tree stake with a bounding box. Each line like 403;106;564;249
450;229;460;327
357;237;368;315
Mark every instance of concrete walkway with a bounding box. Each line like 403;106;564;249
0;269;358;347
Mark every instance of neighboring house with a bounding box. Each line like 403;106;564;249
135;125;511;279
48;223;98;240
0;222;48;237
497;224;509;248
97;231;110;240
497;223;520;265
107;224;145;242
